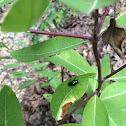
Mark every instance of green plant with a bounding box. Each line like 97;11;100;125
0;0;126;126
28;2;72;45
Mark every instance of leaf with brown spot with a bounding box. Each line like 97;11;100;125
50;73;95;121
102;18;126;62
61;102;75;119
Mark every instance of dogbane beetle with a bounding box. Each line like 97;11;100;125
68;80;78;86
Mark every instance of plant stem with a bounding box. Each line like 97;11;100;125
22;63;56;89
61;66;64;82
8;45;56;89
98;7;109;34
94;10;99;36
0;21;93;41
29;29;94;41
22;63;46;83
8;46;47;83
0;22;93;41
92;10;103;92
56;90;98;126
103;64;126;81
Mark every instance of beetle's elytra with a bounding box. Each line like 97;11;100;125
68;80;78;86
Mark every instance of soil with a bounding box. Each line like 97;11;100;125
21;82;56;126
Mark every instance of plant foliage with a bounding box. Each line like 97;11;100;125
0;0;126;126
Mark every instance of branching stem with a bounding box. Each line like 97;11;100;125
98;7;109;34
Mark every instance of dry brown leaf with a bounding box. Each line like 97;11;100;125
60;102;75;120
102;18;126;62
116;7;126;15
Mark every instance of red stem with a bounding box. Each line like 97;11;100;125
103;64;126;81
0;23;93;41
21;63;56;89
21;63;46;83
57;10;101;126
98;7;109;34
92;10;103;92
29;29;94;41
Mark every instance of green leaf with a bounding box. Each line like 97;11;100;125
24;60;39;64
47;75;61;89
12;71;25;75
108;67;126;82
30;62;49;69
48;11;56;22
12;41;29;46
68;100;85;115
47;49;91;74
43;93;53;103
34;68;49;74
11;37;86;62
2;0;51;32
40;70;61;89
50;73;95;121
4;63;20;69
116;13;126;27
101;82;126;110
101;81;110;91
60;0;119;14
0;57;13;59
41;77;55;88
18;79;37;90
108;106;126;126
0;42;9;49
53;19;58;29
36;20;46;40
100;82;126;126
101;54;111;78
88;67;98;93
100;16;110;33
82;95;109;126
26;32;33;38
0;0;14;7
0;85;23;126
12;72;31;77
87;82;93;97
33;34;39;45
39;71;60;77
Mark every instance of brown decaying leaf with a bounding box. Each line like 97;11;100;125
102;18;126;62
60;102;75;119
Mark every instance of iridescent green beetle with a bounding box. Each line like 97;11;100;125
68;80;78;86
